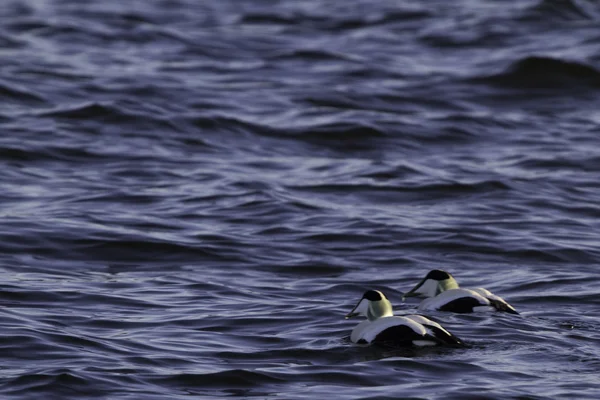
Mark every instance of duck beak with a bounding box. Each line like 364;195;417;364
345;298;363;319
345;311;359;319
401;276;426;301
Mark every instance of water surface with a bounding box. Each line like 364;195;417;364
1;0;600;398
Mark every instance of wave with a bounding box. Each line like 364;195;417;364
152;369;285;389
5;15;186;48
289;180;510;197
0;143;117;163
0;81;46;104
183;115;390;155
188;115;388;141
38;102;181;139
68;237;244;263
521;0;595;21
405;233;600;263
185;115;272;136
472;56;600;89
0;226;245;263
512;155;600;171
288;122;387;140
0;371;92;397
40;102;163;123
268;48;357;62
240;8;431;31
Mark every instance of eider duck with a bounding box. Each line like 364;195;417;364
402;269;518;314
345;290;464;347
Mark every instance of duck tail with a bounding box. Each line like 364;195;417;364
488;298;519;315
426;325;465;347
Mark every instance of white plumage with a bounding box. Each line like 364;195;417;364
346;290;464;347
403;270;519;314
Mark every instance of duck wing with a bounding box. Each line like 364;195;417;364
419;289;491;313
373;324;436;347
355;316;438;347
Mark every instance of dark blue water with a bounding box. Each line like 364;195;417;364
2;0;600;398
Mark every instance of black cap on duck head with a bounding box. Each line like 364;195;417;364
346;290;392;320
425;270;452;281
363;290;384;301
402;269;459;299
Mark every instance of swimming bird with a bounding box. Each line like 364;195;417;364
345;290;464;347
402;269;519;314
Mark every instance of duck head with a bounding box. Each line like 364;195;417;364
345;290;393;321
403;269;459;299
